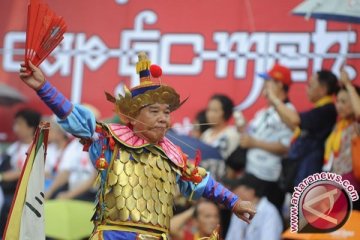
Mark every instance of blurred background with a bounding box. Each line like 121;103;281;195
1;0;360;239
0;0;359;140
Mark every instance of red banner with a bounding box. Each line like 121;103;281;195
1;0;360;141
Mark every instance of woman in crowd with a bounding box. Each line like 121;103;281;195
201;94;240;160
323;68;360;203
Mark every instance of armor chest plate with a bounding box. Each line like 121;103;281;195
103;147;178;230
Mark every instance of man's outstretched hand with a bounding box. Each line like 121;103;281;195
19;61;45;90
232;200;256;224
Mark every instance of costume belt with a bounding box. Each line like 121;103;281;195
96;224;168;240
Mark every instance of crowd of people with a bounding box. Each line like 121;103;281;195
0;109;97;235
0;61;359;240
168;64;360;240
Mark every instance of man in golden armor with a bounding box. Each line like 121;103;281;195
19;52;255;239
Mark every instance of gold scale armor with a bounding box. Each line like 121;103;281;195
92;52;207;237
96;142;180;233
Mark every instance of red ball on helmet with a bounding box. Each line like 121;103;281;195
150;64;162;78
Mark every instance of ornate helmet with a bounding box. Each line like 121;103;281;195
106;52;186;123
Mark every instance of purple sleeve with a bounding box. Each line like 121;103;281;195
37;81;73;119
202;176;239;209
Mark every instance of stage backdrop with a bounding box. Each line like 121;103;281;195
1;0;360;141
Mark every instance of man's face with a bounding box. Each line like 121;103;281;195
13;117;34;142
131;103;171;144
196;202;220;237
262;79;282;100
234;185;255;202
307;74;326;103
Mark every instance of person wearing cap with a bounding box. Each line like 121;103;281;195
19;52;256;240
239;64;295;211
266;69;339;190
225;174;283;240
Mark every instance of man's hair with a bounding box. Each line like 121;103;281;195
317;70;340;95
193;200;219;219
210;94;234;121
15;109;41;131
282;84;289;93
236;174;265;198
225;146;247;172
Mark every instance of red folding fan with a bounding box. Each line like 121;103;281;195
25;0;67;70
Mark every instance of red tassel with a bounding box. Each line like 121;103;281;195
180;149;204;184
109;137;115;151
95;125;102;133
82;144;90;152
194;149;202;167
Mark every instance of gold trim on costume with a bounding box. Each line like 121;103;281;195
103;220;168;234
105;52;187;124
115;85;182;121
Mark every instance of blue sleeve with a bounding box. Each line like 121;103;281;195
177;173;211;200
177;174;239;210
57;104;96;139
37;80;96;138
202;176;239;209
37;81;73;119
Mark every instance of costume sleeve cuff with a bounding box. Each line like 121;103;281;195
202;176;239;209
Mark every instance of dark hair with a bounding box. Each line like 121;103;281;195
210;94;234;121
283;84;289;93
195;109;209;134
193;200;219;219
236;174;265;198
225;146;247;171
270;79;289;93
317;70;339;95
15;109;41;132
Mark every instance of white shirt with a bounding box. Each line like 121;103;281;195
45;143;61;174
201;126;240;159
55;139;94;190
6;141;30;170
246;104;294;181
226;197;283;240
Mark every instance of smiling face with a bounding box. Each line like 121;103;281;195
131;103;171;144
